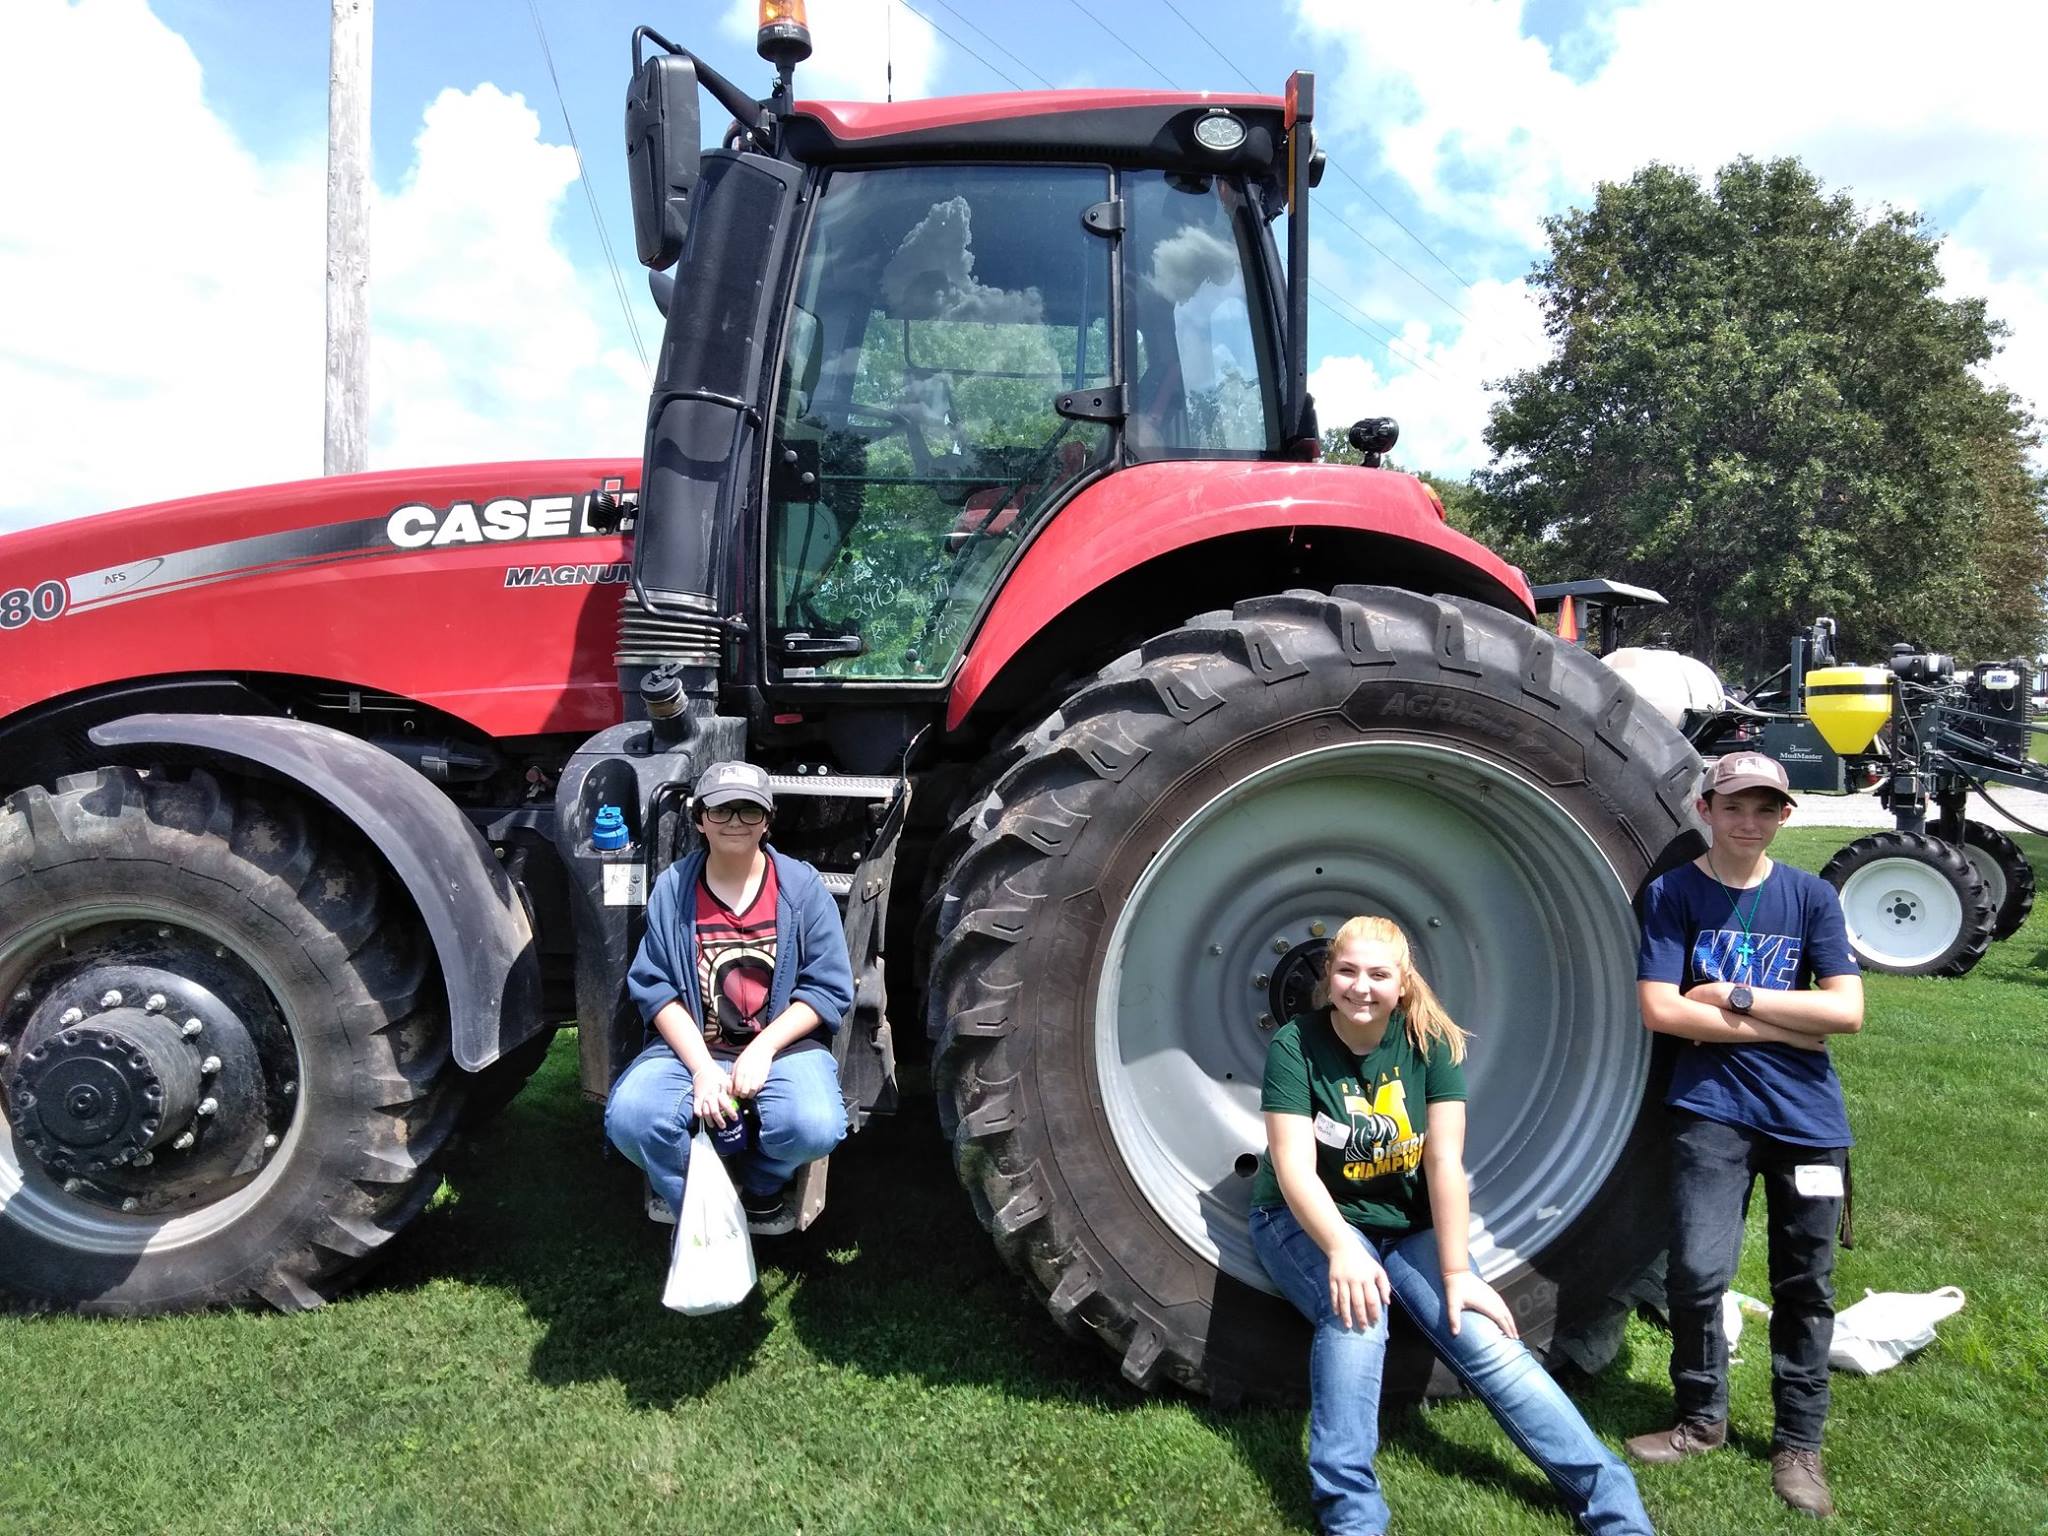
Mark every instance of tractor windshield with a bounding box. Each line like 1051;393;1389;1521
766;163;1114;681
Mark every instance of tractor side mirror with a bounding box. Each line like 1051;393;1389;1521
625;49;702;270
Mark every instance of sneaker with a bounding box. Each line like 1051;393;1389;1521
740;1184;796;1236
1771;1448;1835;1518
1624;1419;1728;1463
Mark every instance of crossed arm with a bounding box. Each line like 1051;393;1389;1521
1637;973;1864;1051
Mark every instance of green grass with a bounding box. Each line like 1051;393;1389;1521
3;830;2044;1535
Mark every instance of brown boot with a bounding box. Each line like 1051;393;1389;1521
1624;1418;1728;1463
1772;1448;1835;1518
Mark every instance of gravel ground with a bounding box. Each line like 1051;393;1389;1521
1785;784;2048;833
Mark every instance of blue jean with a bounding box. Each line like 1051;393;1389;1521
604;1039;846;1212
1250;1205;1652;1536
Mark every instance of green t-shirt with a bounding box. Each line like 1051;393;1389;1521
1248;1008;1468;1236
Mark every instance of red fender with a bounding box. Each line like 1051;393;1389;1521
947;460;1533;731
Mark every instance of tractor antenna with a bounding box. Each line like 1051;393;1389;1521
888;1;895;102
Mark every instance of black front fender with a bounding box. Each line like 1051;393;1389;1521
89;713;541;1071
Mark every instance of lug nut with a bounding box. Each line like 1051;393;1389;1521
1427;916;1442;928
120;1197;140;1213
144;993;168;1013
181;1019;203;1038
62;1177;83;1193
196;1098;218;1118
171;1131;196;1151
59;1007;84;1027
157;927;172;938
1309;921;1327;938
1272;938;1290;955
282;1082;297;1097
1257;1013;1275;1030
99;990;123;1009
1207;943;1223;956
200;1056;222;1075
263;1134;279;1150
11;985;29;1003
133;1152;154;1168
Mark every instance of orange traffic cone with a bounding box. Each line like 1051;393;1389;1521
1557;595;1579;644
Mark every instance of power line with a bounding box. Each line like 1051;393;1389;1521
1146;0;1547;352
1062;0;1182;88
921;0;1055;89
897;0;1024;90
524;0;651;379
1309;280;1452;385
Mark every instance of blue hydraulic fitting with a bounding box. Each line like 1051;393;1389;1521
591;804;631;851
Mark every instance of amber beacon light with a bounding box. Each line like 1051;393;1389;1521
758;0;813;71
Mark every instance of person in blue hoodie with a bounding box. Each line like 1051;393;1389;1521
605;760;854;1233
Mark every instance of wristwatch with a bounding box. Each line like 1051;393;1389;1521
1728;985;1754;1014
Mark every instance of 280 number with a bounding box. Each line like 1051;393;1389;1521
0;581;68;630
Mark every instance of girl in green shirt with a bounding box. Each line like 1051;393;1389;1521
1250;915;1651;1536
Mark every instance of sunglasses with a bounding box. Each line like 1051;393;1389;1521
702;802;768;826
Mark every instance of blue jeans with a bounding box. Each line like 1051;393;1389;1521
1250;1205;1652;1536
604;1039;846;1212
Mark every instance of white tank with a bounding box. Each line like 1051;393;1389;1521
1601;647;1725;727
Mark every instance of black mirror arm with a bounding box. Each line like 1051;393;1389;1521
633;27;771;144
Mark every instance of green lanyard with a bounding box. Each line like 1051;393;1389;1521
1708;854;1769;970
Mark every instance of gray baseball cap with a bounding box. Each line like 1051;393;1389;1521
694;759;775;811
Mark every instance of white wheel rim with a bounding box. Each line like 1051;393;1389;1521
1093;741;1647;1295
1839;857;1965;969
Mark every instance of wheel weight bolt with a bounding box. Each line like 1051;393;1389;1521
196;1098;218;1118
10;986;29;1003
144;993;167;1013
99;990;123;1009
263;1134;279;1151
181;1020;203;1039
171;1131;196;1151
200;1056;221;1076
133;1152;154;1168
59;1007;84;1027
62;1178;83;1193
120;1198;140;1213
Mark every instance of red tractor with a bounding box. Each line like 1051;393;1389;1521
0;10;1697;1400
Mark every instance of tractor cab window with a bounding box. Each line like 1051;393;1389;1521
1124;170;1278;457
766;164;1113;681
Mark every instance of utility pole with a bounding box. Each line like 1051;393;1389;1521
324;0;372;476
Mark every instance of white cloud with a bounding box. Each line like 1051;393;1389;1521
1310;278;1548;473
0;2;649;534
1295;0;2048;426
0;0;325;531
719;0;940;101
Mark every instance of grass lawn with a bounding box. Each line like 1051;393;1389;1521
2;830;2044;1536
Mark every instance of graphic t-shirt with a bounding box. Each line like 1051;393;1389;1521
1249;1008;1468;1236
1638;860;1859;1147
694;861;779;1058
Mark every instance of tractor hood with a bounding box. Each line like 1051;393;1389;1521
0;459;638;736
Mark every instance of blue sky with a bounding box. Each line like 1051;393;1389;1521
3;0;2044;530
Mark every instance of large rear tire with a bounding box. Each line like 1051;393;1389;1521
927;588;1699;1399
1960;821;2035;941
0;768;463;1313
1823;830;1995;976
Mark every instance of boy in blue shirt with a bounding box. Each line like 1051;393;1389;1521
1627;752;1864;1519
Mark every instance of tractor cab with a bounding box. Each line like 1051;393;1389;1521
620;8;1317;705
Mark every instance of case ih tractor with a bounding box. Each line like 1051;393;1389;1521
0;9;1698;1399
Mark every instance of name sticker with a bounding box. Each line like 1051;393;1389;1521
1794;1163;1844;1199
1312;1113;1350;1149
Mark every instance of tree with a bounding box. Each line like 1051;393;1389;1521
1480;157;2046;678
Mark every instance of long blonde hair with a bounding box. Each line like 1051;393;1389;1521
1312;914;1469;1065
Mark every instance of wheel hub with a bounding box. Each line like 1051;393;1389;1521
6;1012;200;1173
3;941;291;1219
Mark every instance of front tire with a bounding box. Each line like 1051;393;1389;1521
0;768;463;1313
1823;830;1995;976
927;588;1698;1398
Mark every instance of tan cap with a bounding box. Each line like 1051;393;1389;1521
1705;750;1795;805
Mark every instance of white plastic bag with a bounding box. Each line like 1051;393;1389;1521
662;1128;757;1315
1828;1286;1965;1375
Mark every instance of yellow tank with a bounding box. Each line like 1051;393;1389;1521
1804;667;1893;754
